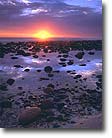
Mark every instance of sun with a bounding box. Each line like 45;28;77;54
34;30;52;40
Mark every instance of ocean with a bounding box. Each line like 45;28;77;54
0;37;99;42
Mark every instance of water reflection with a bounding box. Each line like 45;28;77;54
59;59;102;72
20;56;47;64
0;58;102;79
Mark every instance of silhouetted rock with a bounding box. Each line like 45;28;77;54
67;60;74;65
24;69;30;72
88;52;95;55
11;56;18;59
74;75;82;79
14;65;23;68
7;78;15;85
44;66;53;73
75;52;84;59
79;64;86;66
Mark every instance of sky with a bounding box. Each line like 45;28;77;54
0;0;102;39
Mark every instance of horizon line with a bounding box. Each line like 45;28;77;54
0;37;102;40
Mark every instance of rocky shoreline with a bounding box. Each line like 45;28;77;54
0;40;102;128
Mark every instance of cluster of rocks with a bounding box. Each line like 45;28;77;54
0;41;102;128
0;40;102;59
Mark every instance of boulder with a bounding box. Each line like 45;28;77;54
18;106;41;125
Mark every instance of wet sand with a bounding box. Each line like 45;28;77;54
0;40;102;128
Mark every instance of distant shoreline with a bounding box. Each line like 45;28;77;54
0;37;102;42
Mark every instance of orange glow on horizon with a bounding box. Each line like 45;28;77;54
33;30;53;40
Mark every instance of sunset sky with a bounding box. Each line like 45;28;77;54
0;0;102;39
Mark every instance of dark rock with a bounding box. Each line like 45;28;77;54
28;95;37;101
88;52;95;55
36;70;41;72
24;69;30;72
44;87;54;94
60;58;66;62
44;66;53;73
96;75;102;79
75;52;84;59
74;75;82;79
79;64;86;66
0;84;8;91
0;100;12;108
53;70;60;73
67;60;74;65
14;65;23;68
59;62;66;66
96;82;102;88
33;55;38;58
63;54;68;58
11;56;18;59
18;87;23;90
7;78;15;85
47;84;55;89
47;59;50;61
67;70;71;73
0;53;4;58
53;123;60;128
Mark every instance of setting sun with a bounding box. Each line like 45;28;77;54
34;30;52;40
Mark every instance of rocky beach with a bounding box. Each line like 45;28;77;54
0;40;102;128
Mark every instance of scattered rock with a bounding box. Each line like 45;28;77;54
79;64;86;66
0;84;8;91
11;56;18;59
7;78;15;85
36;69;41;72
75;52;84;59
63;54;68;58
18;87;23;90
44;66;53;73
44;87;54;94
24;69;30;72
47;84;55;89
60;58;66;62
74;75;82;79
88;52;95;55
18;106;41;125
14;65;23;68
33;55;38;58
67;60;74;65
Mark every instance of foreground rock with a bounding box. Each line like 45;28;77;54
7;78;15;85
18;106;41;125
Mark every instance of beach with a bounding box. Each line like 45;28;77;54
0;40;102;128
